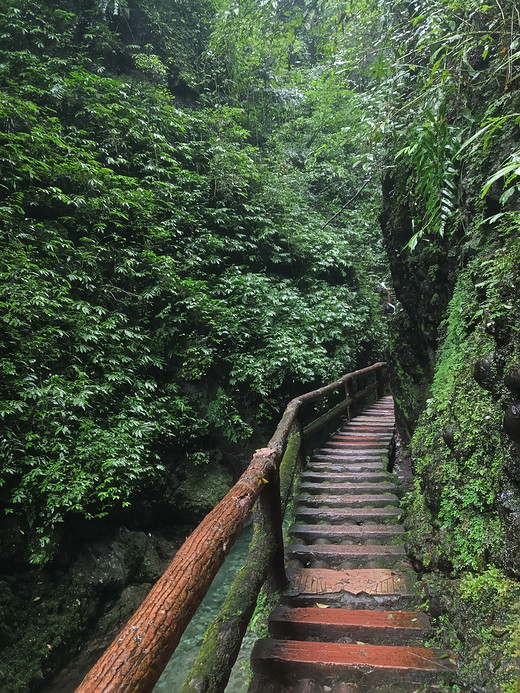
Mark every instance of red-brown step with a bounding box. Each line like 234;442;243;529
251;639;455;685
269;606;430;644
288;543;406;567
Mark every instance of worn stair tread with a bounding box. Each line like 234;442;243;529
301;471;391;483
299;482;397;494
287;568;415;597
326;441;390;448
289;524;405;540
331;433;393;441
269;607;431;638
333;429;393;435
307;461;385;471
295;507;402;524
251;639;455;680
288;543;406;562
295;493;401;510
315;450;388;459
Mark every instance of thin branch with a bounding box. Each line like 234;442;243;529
322;177;372;229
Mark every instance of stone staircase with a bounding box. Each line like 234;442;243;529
249;396;455;692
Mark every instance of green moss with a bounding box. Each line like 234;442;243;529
175;463;234;519
420;568;520;691
405;260;517;572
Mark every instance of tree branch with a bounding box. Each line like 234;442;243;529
322;177;372;229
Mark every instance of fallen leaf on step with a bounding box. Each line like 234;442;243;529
316;602;329;608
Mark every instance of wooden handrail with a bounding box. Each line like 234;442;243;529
75;362;387;693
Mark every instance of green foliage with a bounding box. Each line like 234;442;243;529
397;111;460;250
0;0;388;563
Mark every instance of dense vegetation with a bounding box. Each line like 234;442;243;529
2;0;520;690
0;0;387;566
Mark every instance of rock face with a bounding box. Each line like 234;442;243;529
379;104;520;693
0;444;236;693
0;522;190;693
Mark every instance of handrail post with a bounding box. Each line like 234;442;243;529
346;377;357;419
260;465;287;590
376;365;385;399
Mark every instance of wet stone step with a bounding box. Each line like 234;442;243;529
251;639;455;685
331;427;394;441
289;524;404;542
326;441;390;448
296;493;399;507
299;482;397;495
295;507;402;524
269;607;431;645
288;543;406;567
315;450;388;459
307;461;385;471
301;471;391;483
286;567;415;599
330;438;393;446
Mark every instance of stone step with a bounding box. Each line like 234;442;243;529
269;606;431;645
289;523;404;543
315;450;388;459
326;440;390;448
295;506;402;523
251;639;455;685
299;482;397;495
288;543;406;567
284;568;419;610
338;417;393;424
344;416;394;424
331;432;393;440
329;437;393;446
295;494;399;510
307;461;385;472
301;471;391;483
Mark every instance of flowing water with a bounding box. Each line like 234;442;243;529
154;524;255;693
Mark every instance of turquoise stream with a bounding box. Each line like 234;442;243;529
154;525;255;692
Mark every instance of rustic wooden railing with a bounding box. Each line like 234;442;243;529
75;362;387;693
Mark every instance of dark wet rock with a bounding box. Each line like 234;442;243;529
442;425;458;450
473;356;496;392
505;366;520;396
504;402;520;443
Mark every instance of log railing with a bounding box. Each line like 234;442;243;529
75;362;387;693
